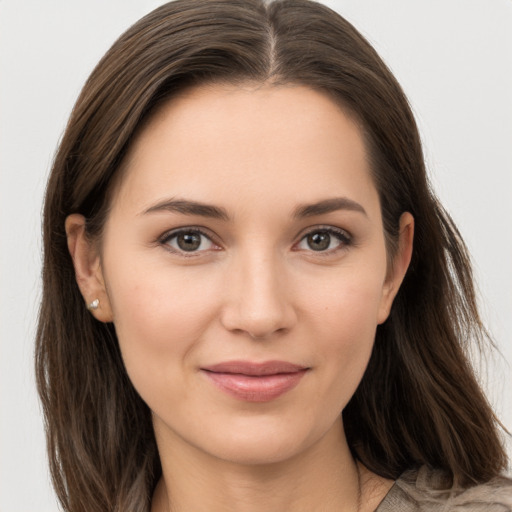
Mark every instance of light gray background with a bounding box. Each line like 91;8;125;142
1;1;511;510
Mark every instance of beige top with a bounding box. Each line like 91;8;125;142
376;466;512;511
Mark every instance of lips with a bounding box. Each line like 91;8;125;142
201;360;309;402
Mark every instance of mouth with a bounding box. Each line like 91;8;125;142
201;360;310;402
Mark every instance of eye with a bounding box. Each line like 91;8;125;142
296;227;351;253
160;228;218;254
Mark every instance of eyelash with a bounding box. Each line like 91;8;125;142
158;225;353;257
294;226;352;256
158;227;220;258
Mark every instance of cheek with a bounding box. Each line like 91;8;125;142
109;254;219;335
303;267;385;401
104;257;221;397
304;261;386;340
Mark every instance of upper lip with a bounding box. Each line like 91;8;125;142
201;360;309;376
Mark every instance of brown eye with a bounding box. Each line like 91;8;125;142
162;229;216;254
307;232;331;251
176;232;202;251
296;227;351;253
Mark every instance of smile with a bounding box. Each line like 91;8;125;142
201;361;309;402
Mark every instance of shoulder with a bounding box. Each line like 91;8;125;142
377;465;512;511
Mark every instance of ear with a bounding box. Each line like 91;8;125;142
65;214;114;322
377;212;414;324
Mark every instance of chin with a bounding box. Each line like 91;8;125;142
193;415;335;467
206;437;307;467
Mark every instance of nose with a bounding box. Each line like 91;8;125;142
220;250;297;339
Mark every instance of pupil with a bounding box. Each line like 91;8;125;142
177;233;201;251
308;232;330;251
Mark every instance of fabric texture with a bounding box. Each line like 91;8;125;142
376;466;512;511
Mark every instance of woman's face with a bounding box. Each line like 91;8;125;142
71;83;412;465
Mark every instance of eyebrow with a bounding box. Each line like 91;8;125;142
142;196;367;220
293;197;367;218
142;198;230;220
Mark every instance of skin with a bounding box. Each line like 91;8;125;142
66;83;414;512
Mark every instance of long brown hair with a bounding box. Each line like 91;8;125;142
36;0;508;510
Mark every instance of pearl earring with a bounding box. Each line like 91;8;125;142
87;299;100;311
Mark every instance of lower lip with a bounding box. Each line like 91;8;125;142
202;370;308;402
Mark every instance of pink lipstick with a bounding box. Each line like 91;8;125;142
201;361;309;402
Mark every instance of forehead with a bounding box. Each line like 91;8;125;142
113;83;379;218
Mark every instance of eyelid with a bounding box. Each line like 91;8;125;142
293;225;353;254
156;224;352;257
158;226;221;256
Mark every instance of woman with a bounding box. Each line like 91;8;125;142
36;0;511;510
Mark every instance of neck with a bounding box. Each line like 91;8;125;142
152;417;366;512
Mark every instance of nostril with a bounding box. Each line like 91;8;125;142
246;327;289;340
221;306;296;340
